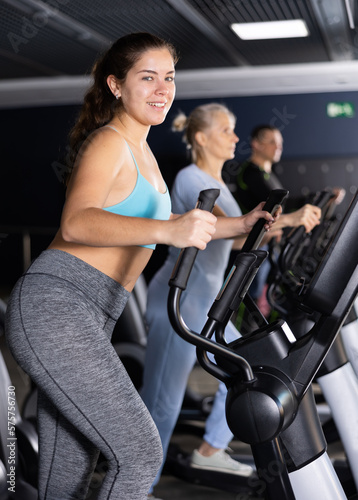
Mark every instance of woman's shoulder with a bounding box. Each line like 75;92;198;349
73;125;129;178
175;163;203;181
89;123;127;143
90;124;127;148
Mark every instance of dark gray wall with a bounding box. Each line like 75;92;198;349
1;90;358;286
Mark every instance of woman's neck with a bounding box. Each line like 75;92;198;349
109;114;150;149
196;157;225;184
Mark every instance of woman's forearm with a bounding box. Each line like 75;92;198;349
213;216;248;240
61;207;217;250
61;207;169;247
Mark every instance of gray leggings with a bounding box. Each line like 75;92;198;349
5;249;162;500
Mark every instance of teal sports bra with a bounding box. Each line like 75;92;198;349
103;126;171;250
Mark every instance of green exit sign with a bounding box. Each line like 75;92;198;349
327;102;355;118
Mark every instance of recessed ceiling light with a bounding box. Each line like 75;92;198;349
231;20;310;40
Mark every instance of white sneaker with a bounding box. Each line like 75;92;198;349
190;449;253;476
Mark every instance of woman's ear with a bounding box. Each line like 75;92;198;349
194;130;207;147
106;75;121;99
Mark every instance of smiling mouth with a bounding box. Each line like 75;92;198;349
148;102;166;108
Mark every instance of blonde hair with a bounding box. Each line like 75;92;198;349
172;103;236;162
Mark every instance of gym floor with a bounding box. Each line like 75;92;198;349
0;333;347;500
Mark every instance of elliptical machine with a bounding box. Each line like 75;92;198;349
167;188;358;499
0;334;38;499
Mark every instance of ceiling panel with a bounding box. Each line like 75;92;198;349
185;0;331;64
0;0;357;106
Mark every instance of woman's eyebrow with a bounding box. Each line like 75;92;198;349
136;69;175;75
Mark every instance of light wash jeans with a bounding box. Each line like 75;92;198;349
140;273;240;492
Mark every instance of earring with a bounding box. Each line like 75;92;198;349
115;94;119;100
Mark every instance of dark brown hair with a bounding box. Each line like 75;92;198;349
250;124;279;142
66;32;178;182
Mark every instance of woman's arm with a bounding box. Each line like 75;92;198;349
60;131;216;250
272;204;321;233
211;201;320;248
213;202;320;250
211;202;277;241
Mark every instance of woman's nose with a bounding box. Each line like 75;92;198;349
156;81;169;94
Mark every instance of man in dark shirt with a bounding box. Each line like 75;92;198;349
236;125;284;213
234;125;322;314
235;124;322;230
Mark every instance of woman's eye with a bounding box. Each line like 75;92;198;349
166;76;175;82
143;76;153;81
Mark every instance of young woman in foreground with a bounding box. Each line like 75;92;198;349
5;33;218;500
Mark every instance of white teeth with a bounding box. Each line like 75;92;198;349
148;102;165;107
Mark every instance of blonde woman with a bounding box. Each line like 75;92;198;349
141;103;281;497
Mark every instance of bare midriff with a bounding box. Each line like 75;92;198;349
48;231;153;292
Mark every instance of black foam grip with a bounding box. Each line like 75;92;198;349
169;189;220;290
208;251;266;322
311;190;334;208
241;189;289;252
286;189;333;244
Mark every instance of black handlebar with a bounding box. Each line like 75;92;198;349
208;250;268;324
279;190;335;271
241;189;288;252
168;251;261;383
310;189;335;208
286;189;333;242
169;188;220;290
167;188;264;383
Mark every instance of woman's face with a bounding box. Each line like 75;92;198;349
118;48;176;127
202;111;239;161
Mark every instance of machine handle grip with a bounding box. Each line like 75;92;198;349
285;190;334;245
310;189;334;208
208;250;268;323
241;189;289;252
169;188;220;290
